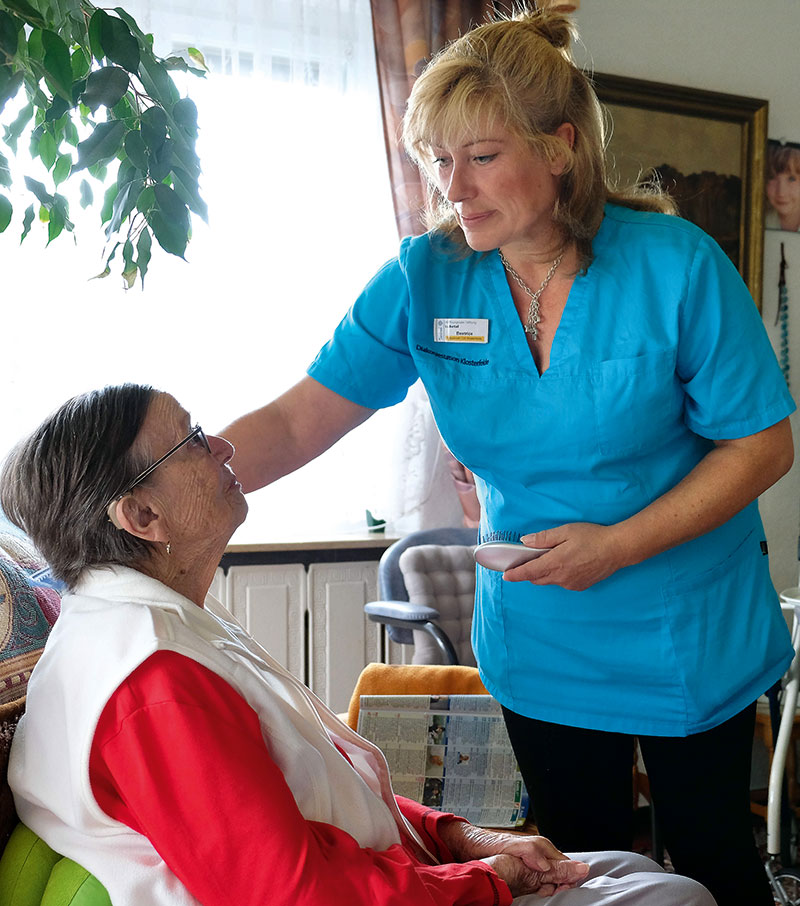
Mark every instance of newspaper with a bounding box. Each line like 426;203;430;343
357;693;529;828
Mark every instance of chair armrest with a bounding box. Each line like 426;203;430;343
364;601;441;646
364;601;441;623
364;602;457;664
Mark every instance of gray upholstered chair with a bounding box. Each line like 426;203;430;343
364;528;478;666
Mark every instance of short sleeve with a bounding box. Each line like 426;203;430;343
677;233;795;439
308;243;419;409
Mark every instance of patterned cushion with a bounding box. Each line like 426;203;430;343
399;544;477;667
0;533;62;850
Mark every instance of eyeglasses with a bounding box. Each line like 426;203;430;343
110;424;211;504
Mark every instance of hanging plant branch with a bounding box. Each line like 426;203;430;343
0;0;207;288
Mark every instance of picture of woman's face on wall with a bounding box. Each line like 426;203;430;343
766;139;800;233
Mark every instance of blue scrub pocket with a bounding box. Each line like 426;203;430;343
590;350;681;458
660;528;792;731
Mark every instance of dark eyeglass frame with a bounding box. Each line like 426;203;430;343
110;424;211;504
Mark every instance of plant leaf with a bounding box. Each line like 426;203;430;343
172;96;198;137
187;47;208;71
123;129;148;170
122;236;134;269
24;175;53;208
0;11;19;57
20;203;34;243
147;209;187;257
88;8;106;61
45;93;71;121
41;29;72;101
26;27;43;61
0;150;11;187
100;14;140;73
71;45;90;80
136;224;152;286
72;118;125;171
37;130;57;169
47;202;64;242
138;52;178;107
135;183;154;215
152;182;188;224
100;181;118;224
79;177;92;208
52;151;71;185
2;0;45;29
64;118;78;146
81;65;129;111
0;194;11;233
170;165;207;221
165;55;188;72
139;104;167;152
149;136;172;181
0;67;24;118
148;183;188;257
105;176;143;238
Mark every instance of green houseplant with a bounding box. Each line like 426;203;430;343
0;0;205;287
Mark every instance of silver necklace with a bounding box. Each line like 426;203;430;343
499;250;564;340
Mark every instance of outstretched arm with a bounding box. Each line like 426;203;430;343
220;376;375;493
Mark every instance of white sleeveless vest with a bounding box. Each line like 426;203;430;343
9;566;432;906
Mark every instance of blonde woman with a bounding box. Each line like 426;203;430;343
224;11;794;904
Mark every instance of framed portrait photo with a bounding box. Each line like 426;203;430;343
765;139;800;235
593;73;768;309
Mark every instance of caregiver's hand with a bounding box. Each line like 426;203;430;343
504;522;628;591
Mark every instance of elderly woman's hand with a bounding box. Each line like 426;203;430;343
440;821;589;896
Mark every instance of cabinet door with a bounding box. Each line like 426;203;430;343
226;564;306;683
209;567;227;608
307;561;381;713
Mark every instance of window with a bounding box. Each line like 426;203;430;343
1;0;404;543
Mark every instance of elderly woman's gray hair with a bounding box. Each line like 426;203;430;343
0;384;156;588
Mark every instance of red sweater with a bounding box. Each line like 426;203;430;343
89;650;511;906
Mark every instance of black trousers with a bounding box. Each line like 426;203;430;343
502;702;772;906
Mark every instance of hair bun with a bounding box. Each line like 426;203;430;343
515;7;576;52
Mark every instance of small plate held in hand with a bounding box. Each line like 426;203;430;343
473;541;549;572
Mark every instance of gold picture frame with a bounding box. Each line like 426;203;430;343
594;73;768;309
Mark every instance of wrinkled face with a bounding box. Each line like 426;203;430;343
767;168;800;217
136;393;247;549
430;121;565;252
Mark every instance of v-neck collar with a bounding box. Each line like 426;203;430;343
485;248;585;378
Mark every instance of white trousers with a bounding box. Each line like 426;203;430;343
513;852;717;906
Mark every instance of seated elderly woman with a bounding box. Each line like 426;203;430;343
0;385;715;906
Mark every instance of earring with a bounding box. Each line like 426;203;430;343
166;541;171;556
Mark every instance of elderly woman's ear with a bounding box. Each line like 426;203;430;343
108;494;168;544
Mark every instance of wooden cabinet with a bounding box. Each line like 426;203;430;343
216;539;392;713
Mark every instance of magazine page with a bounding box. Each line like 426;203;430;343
357;694;529;828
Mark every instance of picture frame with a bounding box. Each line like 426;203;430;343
593;73;768;309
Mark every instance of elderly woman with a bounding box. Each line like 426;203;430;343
0;385;713;906
221;10;794;906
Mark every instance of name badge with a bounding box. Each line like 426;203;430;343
434;318;489;344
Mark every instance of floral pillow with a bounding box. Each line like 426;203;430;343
0;532;62;848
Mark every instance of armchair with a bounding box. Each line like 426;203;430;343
363;528;478;666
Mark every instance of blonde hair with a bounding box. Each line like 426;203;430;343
402;8;676;268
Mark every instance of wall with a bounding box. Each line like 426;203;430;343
573;0;800;593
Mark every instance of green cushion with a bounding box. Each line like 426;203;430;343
0;824;111;906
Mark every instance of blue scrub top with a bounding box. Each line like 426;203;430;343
309;204;796;736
